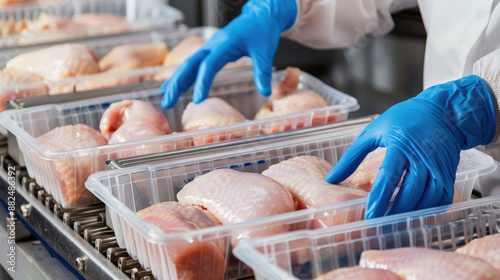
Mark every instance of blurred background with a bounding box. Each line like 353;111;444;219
168;0;427;117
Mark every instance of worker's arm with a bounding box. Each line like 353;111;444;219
282;0;417;49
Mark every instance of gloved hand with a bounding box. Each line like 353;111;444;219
326;75;497;219
159;0;297;109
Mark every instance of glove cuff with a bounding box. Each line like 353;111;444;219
415;75;497;149
243;0;298;32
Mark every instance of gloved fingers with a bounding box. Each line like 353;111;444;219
192;49;232;104
160;50;209;109
438;180;454;206
365;148;408;219
385;161;429;215
413;174;443;211
249;48;275;97
325;133;376;184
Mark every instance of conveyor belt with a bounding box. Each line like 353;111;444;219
0;152;153;280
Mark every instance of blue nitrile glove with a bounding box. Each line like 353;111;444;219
326;75;497;219
159;0;297;109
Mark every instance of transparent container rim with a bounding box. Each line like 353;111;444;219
0;70;359;159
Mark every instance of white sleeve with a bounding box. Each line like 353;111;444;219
281;0;418;49
473;49;500;150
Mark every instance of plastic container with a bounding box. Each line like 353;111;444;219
234;195;500;280
0;0;183;48
84;122;495;280
0;26;221;98
0;69;359;208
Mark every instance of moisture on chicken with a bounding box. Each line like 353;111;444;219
177;169;295;246
137;202;226;280
182;97;247;145
0;70;48;111
262;156;368;210
5;44;100;94
360;247;500;280
35;124;107;205
254;67;331;133
314;266;402;280
456;234;500;271
99;99;171;144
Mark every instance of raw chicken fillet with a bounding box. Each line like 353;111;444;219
262;156;368;210
360;247;500;280
99;43;168;73
36;124;107;204
182;97;247;145
254;67;331;133
456;234;500;271
137;202;225;280
100;100;171;144
6;44;100;82
0;71;48;111
177;169;295;246
314;266;402;280
345;147;387;191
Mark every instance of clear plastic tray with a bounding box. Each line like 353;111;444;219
0;0;183;48
234;195;500;280
84;122;495;280
0;26;220;99
0;69;359;208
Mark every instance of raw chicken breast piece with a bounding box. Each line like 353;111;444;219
314;266;402;280
0;0;34;6
255;67;332;133
345;148;387;192
0;71;48;112
71;13;129;33
99;99;171;144
182;97;248;146
5;44;100;94
137;202;226;280
177;169;295;247
99;43;168;73
154;36;251;81
456;234;500;271
262;156;368;211
360;247;500;280
36;124;107;205
76;43;168;91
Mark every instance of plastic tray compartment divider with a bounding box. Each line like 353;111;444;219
233;195;500;280
84;124;496;280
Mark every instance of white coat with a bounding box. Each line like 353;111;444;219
282;0;500;196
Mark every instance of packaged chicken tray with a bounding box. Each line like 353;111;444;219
0;69;359;208
234;195;500;280
84;122;495;280
0;0;182;48
0;26;240;110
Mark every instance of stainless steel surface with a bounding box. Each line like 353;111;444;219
106;115;377;169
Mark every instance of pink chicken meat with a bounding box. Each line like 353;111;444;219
254;67;331;133
262;156;368;212
36;124;107;205
456;234;500;271
360;247;500;280
136;202;225;280
5;44;100;94
0;71;48;112
99;100;170;144
77;43;168;91
182;97;247;146
177;169;295;247
314;266;401;280
345;147;387;192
